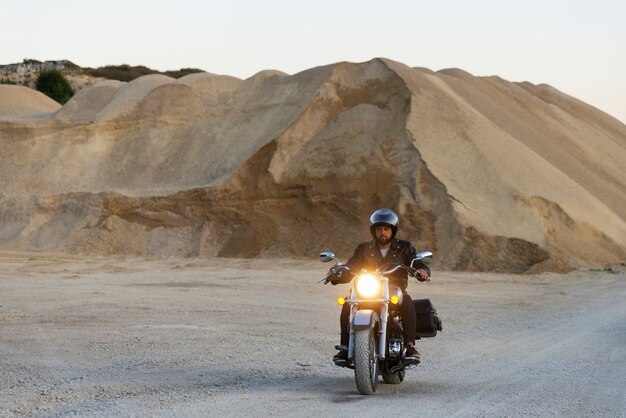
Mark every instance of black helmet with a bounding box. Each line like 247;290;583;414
369;208;399;239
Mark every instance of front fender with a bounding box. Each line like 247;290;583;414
352;309;379;330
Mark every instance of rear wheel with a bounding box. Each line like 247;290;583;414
354;328;378;395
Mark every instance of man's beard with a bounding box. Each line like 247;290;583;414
376;236;392;246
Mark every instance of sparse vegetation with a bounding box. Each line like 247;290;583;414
84;64;158;82
592;265;623;274
61;60;82;72
2;59;205;89
22;58;42;65
163;67;205;79
35;69;74;104
83;64;203;82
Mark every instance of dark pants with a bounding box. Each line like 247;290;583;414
340;293;416;346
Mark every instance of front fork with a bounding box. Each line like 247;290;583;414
347;278;389;361
378;303;388;360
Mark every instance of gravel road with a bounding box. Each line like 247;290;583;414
0;252;624;417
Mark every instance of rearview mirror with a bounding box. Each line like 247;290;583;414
319;251;338;264
412;251;433;266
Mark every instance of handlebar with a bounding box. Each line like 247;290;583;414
381;264;417;276
320;262;429;283
381;263;430;281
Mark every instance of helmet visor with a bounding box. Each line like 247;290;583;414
369;209;398;228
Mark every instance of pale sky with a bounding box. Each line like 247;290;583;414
2;0;625;123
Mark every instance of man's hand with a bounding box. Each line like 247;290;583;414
327;272;340;285
327;266;346;285
416;269;430;282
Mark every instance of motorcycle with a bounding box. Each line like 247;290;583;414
319;250;440;395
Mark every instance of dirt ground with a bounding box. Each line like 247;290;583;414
0;251;624;417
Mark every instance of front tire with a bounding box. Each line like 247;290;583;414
354;328;378;395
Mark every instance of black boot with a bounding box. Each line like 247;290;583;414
333;345;348;361
405;346;421;362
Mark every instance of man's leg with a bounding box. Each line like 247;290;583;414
333;303;350;361
400;293;416;344
400;293;420;361
339;303;350;346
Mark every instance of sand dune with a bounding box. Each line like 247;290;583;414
94;74;175;121
53;80;124;124
0;84;61;116
0;58;624;271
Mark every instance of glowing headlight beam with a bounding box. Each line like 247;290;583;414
355;273;381;298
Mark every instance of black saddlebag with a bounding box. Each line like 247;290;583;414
413;298;443;338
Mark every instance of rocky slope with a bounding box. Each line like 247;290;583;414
0;58;624;272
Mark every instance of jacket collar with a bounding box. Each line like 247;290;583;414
369;238;399;250
369;238;400;268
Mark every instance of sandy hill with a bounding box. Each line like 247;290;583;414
0;58;624;272
0;85;61;116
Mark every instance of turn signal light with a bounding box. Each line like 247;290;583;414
390;295;399;305
337;297;346;305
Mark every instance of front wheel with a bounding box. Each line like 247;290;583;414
353;328;378;395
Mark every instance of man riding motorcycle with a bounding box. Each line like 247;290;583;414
328;208;431;363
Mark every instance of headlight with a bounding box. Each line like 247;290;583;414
355;273;381;298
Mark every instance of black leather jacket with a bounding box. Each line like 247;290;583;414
336;238;431;291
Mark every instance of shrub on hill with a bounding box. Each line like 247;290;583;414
84;64;203;82
163;68;205;78
85;64;156;82
35;69;74;104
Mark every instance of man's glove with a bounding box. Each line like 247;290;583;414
415;269;430;282
328;268;344;285
326;266;349;285
328;273;340;285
